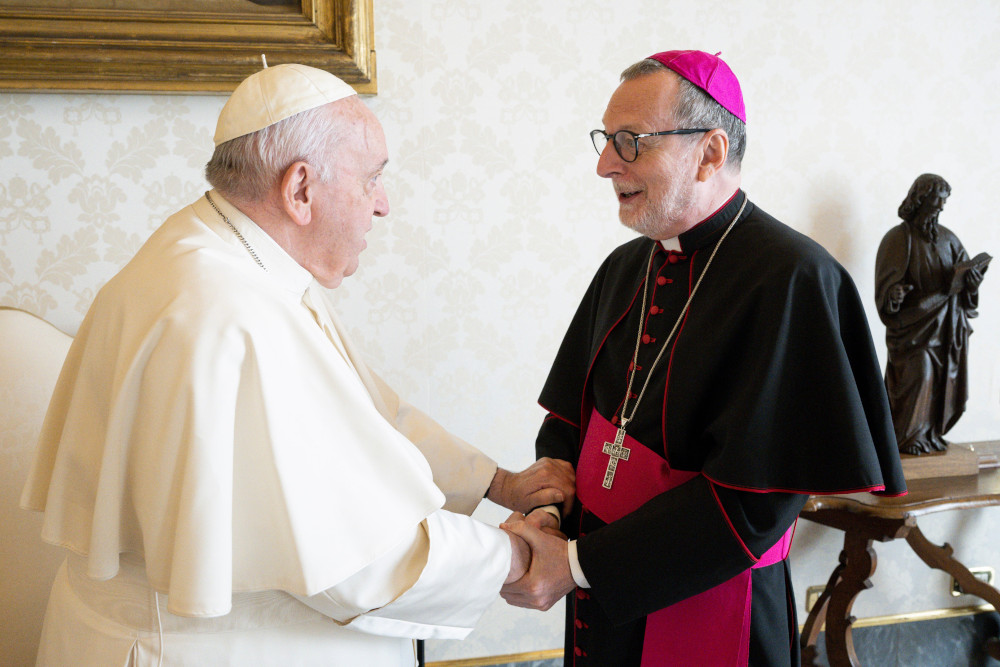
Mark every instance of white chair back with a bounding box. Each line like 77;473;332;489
0;308;72;667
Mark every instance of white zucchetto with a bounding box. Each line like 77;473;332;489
214;63;357;146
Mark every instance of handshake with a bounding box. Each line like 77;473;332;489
489;457;579;611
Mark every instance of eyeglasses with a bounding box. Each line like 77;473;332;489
590;128;711;162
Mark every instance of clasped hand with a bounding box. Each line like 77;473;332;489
488;457;576;518
499;509;577;611
492;457;577;608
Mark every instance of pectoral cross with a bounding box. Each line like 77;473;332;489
601;427;631;489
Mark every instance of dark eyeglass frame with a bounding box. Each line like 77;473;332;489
590;128;711;162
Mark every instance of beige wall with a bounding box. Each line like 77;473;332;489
2;0;999;662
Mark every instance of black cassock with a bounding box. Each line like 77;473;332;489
536;191;906;666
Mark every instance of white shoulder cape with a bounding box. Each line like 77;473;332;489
21;194;489;619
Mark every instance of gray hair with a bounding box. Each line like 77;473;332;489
205;103;345;202
620;58;746;169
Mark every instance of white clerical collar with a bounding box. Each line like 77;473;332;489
202;190;314;296
660;237;682;252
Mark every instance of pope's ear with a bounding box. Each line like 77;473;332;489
280;161;316;227
696;130;729;181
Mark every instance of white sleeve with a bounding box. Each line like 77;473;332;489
370;371;498;515
291;509;510;639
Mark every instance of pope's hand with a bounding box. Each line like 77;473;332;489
488;458;576;517
499;519;575;611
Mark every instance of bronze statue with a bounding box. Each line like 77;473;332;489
875;174;990;455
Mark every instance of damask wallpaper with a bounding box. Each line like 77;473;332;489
2;0;999;662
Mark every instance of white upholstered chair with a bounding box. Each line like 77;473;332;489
0;307;72;666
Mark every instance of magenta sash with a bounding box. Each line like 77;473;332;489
576;407;793;667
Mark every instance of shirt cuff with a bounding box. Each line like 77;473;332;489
536;504;561;526
567;540;590;588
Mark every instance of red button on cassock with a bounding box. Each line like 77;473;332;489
656;276;667;285
642;334;651;344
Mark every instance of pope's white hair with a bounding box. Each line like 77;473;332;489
205;102;351;203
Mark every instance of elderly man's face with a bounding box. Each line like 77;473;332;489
596;71;701;240
307;103;390;288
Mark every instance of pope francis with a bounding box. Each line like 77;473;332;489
21;63;574;666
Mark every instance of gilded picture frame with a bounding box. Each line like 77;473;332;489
0;0;375;94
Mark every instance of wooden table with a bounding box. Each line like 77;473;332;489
799;442;1000;667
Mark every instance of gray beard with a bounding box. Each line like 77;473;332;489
622;187;693;240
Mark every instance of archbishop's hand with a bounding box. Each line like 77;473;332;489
525;506;566;539
503;513;531;584
499;517;576;611
488;458;576;518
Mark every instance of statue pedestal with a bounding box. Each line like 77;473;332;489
899;441;993;480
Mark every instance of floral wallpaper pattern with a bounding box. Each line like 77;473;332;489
2;0;999;661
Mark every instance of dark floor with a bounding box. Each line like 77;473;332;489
810;611;1000;667
454;611;1000;667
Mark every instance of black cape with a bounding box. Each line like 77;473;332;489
536;192;905;666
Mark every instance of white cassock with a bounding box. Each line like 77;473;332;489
21;191;510;666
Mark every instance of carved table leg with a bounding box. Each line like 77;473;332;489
799;509;914;666
905;525;1000;660
821;531;881;667
801;559;842;666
